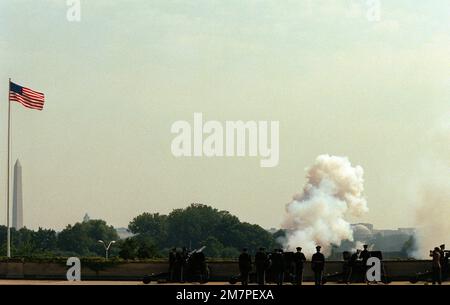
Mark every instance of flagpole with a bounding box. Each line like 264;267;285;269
6;78;11;258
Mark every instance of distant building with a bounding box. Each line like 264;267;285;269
373;229;399;237
116;227;134;239
373;227;416;237
348;224;416;253
326;223;417;257
353;223;374;231
12;160;23;230
398;228;416;235
369;227;415;252
268;228;280;234
352;224;373;241
83;213;91;223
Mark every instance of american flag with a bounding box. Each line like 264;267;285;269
9;81;45;111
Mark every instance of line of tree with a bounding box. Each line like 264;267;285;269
0;204;283;259
0;220;119;258
125;203;281;259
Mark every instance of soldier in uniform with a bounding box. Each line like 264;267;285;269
239;248;252;285
439;244;445;257
175;248;184;282
196;249;207;283
311;246;325;286
430;247;442;285
360;245;371;264
180;247;189;282
441;244;450;280
439;244;447;277
293;247;306;285
168;248;177;282
271;249;285;285
255;247;268;285
278;249;286;285
345;249;361;284
360;244;371;282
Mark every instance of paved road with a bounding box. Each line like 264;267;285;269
0;280;447;285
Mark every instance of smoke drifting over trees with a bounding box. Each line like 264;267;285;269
412;119;450;258
282;155;369;257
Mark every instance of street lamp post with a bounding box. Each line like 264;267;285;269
98;240;116;260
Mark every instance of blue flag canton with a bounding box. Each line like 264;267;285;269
9;82;23;95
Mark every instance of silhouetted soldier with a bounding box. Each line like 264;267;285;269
360;244;371;282
439;244;445;257
196;250;207;283
255;247;268;285
439;244;447;276
278;249;286;285
440;244;450;279
293;247;306;285
271;249;285;285
180;246;189;282
239;248;252;285
169;248;177;282
346;249;360;284
430;247;442;285
311;246;325;286
360;245;370;264
174;249;183;282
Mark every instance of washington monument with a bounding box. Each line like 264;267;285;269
12;159;23;230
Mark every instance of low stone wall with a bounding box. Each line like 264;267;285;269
0;260;433;281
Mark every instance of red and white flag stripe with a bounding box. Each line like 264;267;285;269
9;82;45;111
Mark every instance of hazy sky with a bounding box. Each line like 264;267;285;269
0;0;449;231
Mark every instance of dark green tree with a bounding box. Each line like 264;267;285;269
34;228;58;253
118;238;139;260
129;203;278;257
202;236;225;258
136;238;158;259
0;226;58;257
57;219;119;256
128;213;168;248
118;234;159;260
166;204;227;249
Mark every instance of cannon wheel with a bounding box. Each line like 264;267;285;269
409;277;419;284
199;265;211;284
409;270;432;284
229;275;239;285
381;276;391;284
143;275;152;284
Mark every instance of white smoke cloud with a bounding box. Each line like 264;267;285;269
412;117;450;258
282;155;368;257
351;241;369;253
413;186;450;258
